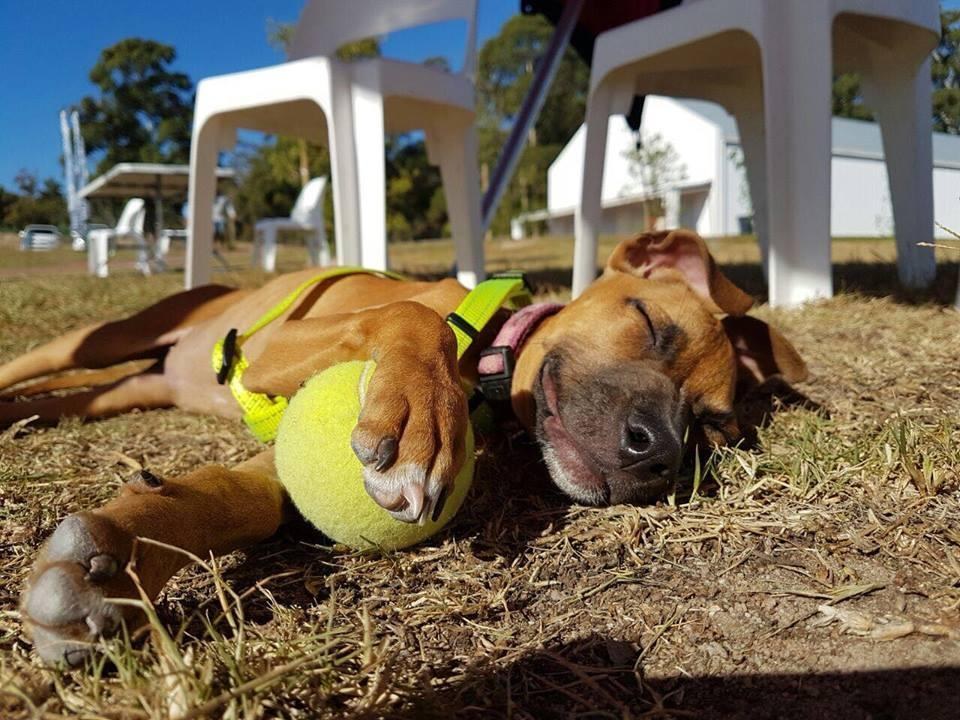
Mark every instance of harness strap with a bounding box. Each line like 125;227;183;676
444;272;532;359
212;269;533;443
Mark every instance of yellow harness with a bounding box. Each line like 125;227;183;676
211;268;532;443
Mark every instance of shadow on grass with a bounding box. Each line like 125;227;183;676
403;261;960;306
191;433;574;628
398;633;960;719
723;260;960;306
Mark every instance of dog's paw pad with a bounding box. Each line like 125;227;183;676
22;513;132;667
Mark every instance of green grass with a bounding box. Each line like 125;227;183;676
1;235;959;718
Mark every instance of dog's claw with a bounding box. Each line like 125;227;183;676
374;436;398;472
86;553;119;582
351;361;466;527
431;486;448;522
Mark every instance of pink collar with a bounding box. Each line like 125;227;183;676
478;302;564;380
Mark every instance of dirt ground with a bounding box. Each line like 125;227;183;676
1;235;959;719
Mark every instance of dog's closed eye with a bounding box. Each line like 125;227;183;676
627;298;682;358
626;298;657;345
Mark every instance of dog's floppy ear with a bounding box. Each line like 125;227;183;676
721;315;808;386
606;229;754;316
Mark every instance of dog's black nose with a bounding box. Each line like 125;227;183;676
620;409;682;482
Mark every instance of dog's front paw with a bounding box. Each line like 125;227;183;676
350;361;468;524
21;512;136;666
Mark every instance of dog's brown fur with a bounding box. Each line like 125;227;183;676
3;230;807;665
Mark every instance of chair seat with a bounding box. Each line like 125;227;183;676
255;218;317;231
87;228;117;242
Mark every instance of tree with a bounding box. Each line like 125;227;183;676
76;39;194;174
831;73;875;122
0;185;16;229
933;9;960;134
386;136;446;241
623;133;687;230
2;171;67;229
475;14;589;233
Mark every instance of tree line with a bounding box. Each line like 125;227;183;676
2;8;958;236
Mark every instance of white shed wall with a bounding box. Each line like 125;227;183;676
548;97;722;219
933;167;960;239
545;96;960;240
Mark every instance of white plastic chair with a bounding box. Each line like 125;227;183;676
572;0;940;306
157;196;235;273
253;177;330;272
187;0;485;288
87;197;149;278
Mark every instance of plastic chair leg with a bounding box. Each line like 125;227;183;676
728;86;771;279
573;82;614;298
158;233;170;258
351;83;388;271
429;124;485;289
258;227;278;272
861;59;936;289
134;234;152;276
760;6;834;307
88;233;109;278
325;69;362;267
306;225;330;266
187;117;220;288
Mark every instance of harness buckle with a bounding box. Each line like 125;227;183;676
216;328;238;385
478;345;516;403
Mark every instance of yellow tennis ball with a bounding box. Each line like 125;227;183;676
275;360;474;551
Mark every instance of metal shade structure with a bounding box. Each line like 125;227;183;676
521;0;682;64
79;162;235;240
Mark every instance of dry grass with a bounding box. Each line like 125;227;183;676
1;234;959;718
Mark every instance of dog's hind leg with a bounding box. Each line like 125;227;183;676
0;361;155;400
0;284;244;392
20;450;285;666
0;371;173;427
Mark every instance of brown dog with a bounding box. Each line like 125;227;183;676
2;230;806;665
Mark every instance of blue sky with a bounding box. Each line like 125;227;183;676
0;0;517;189
2;1;958;190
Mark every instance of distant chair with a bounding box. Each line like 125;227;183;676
157;196;235;270
254;177;330;272
87;197;150;278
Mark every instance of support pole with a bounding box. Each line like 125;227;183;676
480;0;584;233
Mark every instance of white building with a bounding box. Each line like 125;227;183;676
522;96;960;240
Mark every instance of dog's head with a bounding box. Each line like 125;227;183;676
512;229;807;505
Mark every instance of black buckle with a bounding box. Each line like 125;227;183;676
216;328;238;385
491;270;533;295
478;345;515;403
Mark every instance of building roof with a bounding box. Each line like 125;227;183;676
676;99;960;169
